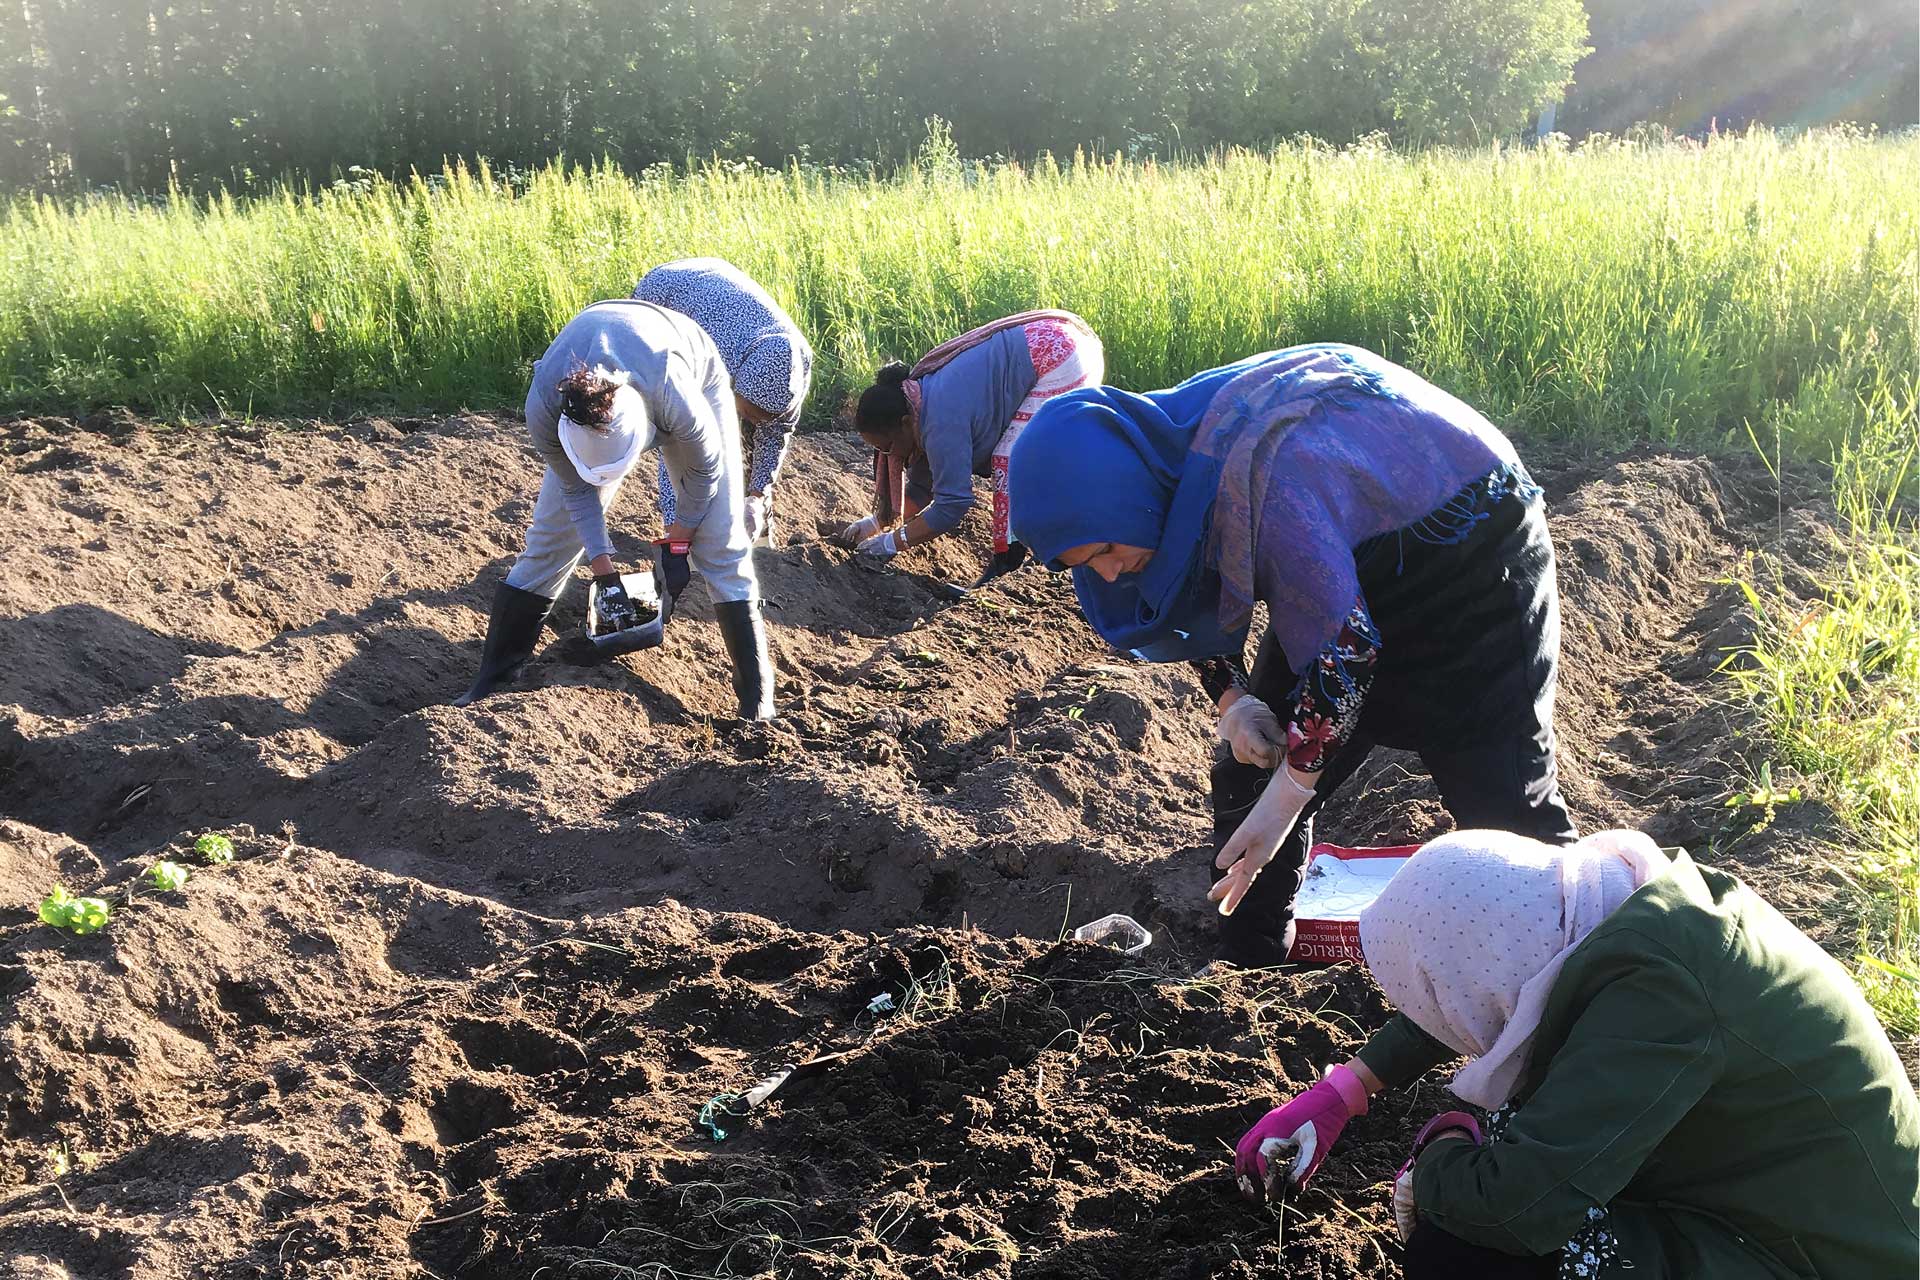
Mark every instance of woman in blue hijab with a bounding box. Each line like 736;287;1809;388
1010;345;1576;965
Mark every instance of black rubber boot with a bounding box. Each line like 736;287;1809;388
714;598;777;721
968;543;1029;591
1208;754;1312;967
453;582;555;707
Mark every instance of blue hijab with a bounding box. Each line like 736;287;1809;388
1009;352;1280;661
1011;344;1517;669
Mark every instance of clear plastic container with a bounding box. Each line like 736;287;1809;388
1072;913;1153;954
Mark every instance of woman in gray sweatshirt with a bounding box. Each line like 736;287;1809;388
454;299;774;719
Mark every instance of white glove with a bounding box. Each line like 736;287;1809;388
1393;1166;1417;1242
1390;1113;1478;1243
744;493;769;541
840;514;881;548
1217;695;1285;769
1208;765;1316;916
857;529;902;558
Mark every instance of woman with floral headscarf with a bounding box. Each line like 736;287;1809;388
839;309;1104;591
1010;344;1574;966
1230;829;1918;1279
634;258;813;544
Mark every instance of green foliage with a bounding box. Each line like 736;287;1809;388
0;130;1912;455
38;885;111;935
1563;0;1918;136
0;0;1591;192
1721;364;1919;1035
147;861;191;892
194;833;235;864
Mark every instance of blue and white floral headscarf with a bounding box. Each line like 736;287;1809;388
1009;344;1518;670
736;333;809;423
634;257;812;424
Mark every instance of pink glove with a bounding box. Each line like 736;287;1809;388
1233;1063;1370;1198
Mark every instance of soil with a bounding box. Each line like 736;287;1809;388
0;410;1871;1278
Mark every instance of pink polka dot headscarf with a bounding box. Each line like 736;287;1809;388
1360;829;1669;1108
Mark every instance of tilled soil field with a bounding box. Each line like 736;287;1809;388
0;411;1861;1278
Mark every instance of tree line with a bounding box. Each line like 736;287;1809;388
1561;0;1916;137
0;0;1911;194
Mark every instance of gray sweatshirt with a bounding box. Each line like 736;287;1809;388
524;300;730;562
905;327;1038;535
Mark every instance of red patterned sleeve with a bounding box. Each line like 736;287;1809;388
1283;593;1381;773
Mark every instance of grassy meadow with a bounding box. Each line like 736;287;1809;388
1;128;1915;1025
1724;376;1918;1034
0;129;1911;441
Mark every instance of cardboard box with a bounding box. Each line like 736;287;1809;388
1290;843;1419;965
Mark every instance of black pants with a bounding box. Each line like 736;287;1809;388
1405;1222;1558;1279
1210;488;1576;966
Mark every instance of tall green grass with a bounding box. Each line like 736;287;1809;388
1;129;1913;448
1724;365;1919;1035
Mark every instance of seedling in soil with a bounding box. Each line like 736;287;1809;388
958;1231;1021;1261
194;833;235;864
42;1141;97;1183
38;886;110;935
148;861;191;892
1066;683;1100;721
1724;761;1801;833
899;949;957;1022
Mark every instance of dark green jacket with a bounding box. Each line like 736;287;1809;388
1359;852;1919;1278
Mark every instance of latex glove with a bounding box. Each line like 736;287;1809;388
1232;1063;1370;1199
1217;694;1285;768
744;493;770;541
1208;766;1315;915
1392;1167;1418;1242
857;529;902;559
592;573;643;632
838;514;881;548
1393;1111;1484;1242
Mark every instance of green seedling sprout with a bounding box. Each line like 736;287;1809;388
194;833;235;864
148;861;191;892
1724;761;1802;833
1066;685;1098;722
38;886;111;935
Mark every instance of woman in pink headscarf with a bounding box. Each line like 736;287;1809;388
1231;829;1918;1279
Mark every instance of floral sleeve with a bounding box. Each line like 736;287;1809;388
1284;594;1381;773
1189;655;1248;705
